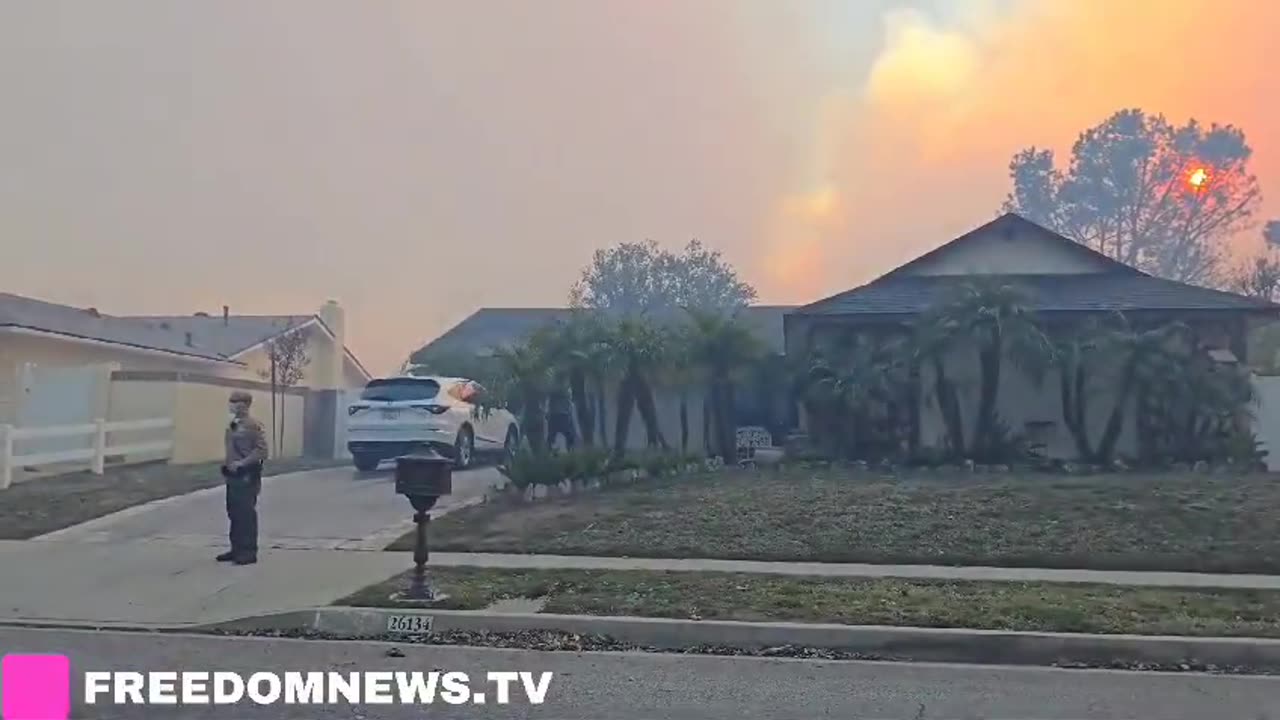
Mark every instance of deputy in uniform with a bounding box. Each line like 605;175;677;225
219;390;268;565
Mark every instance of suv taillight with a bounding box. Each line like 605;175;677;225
347;406;362;416
414;404;449;415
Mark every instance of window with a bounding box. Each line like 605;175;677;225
360;378;440;402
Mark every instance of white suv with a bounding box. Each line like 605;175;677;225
346;375;520;472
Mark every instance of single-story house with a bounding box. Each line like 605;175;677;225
0;293;370;461
410;213;1279;460
414;305;795;452
784;213;1280;458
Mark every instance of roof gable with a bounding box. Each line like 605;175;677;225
878;213;1142;280
0;293;371;378
126;314;315;357
792;273;1278;317
0;293;239;362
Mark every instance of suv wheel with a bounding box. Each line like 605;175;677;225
353;454;379;472
454;426;474;469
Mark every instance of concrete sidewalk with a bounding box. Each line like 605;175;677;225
425;552;1280;590
1;464;503;626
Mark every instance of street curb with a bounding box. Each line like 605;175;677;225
198;606;1280;669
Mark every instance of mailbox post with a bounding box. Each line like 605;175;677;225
394;453;454;601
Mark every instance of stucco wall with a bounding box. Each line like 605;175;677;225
172;381;304;463
917;347;1137;459
800;316;1240;461
569;386;712;455
105;379;178;464
108;372;306;464
0;332;241;424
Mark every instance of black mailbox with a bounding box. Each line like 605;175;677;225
395;453;454;503
393;452;454;602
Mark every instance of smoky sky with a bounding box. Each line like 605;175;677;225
2;0;1275;372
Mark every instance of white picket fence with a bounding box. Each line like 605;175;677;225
0;417;174;489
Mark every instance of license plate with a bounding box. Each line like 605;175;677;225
386;614;432;634
381;409;400;420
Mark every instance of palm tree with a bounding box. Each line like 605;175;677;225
1140;339;1256;461
1091;316;1190;462
907;312;965;456
607;316;668;457
1053;322;1101;460
932;279;1052;459
544;313;607;447
682;309;763;460
490;332;555;456
804;331;908;459
662;324;700;454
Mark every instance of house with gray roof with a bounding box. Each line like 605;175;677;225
0;293;370;427
414;305;791;361
784;213;1280;458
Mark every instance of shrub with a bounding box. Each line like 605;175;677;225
497;450;566;490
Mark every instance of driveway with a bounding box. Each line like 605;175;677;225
0;463;504;626
31;463;503;550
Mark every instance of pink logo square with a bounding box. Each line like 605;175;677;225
2;655;71;720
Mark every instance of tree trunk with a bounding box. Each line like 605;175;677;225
678;390;689;454
569;368;594;446
972;333;1002;458
1096;357;1139;462
907;360;922;457
279;395;286;457
522;391;547;456
595;379;608;447
634;374;668;449
612;375;635;458
932;358;965;456
1060;358;1094;459
1134;380;1154;461
270;357;278;457
702;392;712;456
710;377;737;460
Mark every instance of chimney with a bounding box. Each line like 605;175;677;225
222;305;229;326
316;299;346;390
184;332;194;347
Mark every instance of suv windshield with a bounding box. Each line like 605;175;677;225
360;378;441;402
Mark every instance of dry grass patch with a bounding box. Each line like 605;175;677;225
394;467;1280;574
344;566;1280;638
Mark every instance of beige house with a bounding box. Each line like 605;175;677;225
0;294;370;462
784;213;1280;459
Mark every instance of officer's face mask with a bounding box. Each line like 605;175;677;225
228;404;238;424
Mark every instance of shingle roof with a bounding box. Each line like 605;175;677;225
792;274;1279;316
417;305;794;358
0;292;334;363
126;314;315;357
876;213;1141;281
0;293;239;362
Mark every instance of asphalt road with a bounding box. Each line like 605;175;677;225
2;627;1279;719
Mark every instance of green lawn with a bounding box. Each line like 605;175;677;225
394;467;1280;574
343;566;1280;638
1;457;345;539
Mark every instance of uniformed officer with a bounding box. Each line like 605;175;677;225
219;390;268;565
545;387;576;451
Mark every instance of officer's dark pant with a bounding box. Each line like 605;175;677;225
546;413;576;450
225;464;262;557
